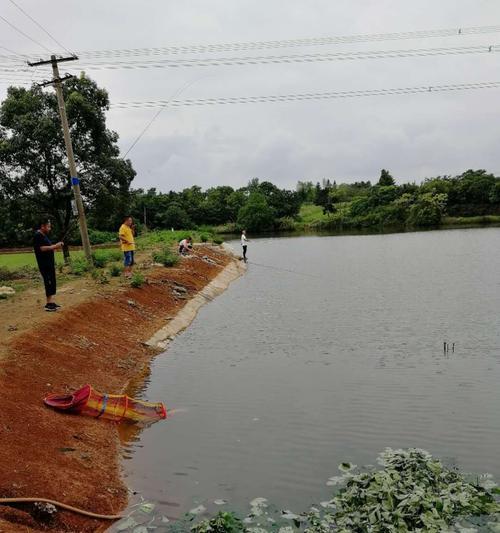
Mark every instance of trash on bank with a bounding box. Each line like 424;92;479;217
43;384;167;423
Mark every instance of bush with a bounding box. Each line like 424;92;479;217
277;216;296;231
152;249;179;267
91;249;122;268
200;233;209;243
70;257;90;276
0;266;17;281
213;237;224;245
237;192;275;232
91;269;109;284
88;229;117;245
130;272;145;288
109;263;123;277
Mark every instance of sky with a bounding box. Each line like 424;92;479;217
1;0;499;192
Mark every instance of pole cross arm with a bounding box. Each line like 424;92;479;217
37;74;74;88
27;55;78;67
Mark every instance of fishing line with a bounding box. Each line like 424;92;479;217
247;260;326;281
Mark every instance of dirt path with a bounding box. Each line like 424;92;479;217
0;245;240;532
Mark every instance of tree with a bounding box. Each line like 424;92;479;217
237;192;275;232
0;76;135;257
407;192;448;227
378;169;395;187
489;181;500;204
160;203;192;229
296;181;315;202
202;186;235;224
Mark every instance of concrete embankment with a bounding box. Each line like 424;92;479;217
0;245;245;533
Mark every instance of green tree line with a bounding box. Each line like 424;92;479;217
1;75;499;248
303;168;500;230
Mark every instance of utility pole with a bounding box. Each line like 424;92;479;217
28;55;93;264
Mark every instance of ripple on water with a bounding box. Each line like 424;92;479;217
121;229;500;517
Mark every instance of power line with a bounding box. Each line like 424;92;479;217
75;24;500;59
2;23;499;68
0;13;51;53
63;44;500;71
122;75;211;159
110;81;500;109
0;43;29;58
7;0;72;55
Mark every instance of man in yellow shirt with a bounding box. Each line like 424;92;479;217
119;216;135;277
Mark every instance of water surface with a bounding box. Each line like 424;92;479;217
120;228;500;520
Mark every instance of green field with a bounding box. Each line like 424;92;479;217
297;203;330;224
0;230;213;270
0;249;92;269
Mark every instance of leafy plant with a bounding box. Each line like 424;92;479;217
91;269;109;284
152;248;179;267
91;249;122;268
70;257;90;276
213;238;224;245
109;263;123;277
130;272;145;288
173;450;500;533
315;448;499;532
191;512;245;533
0;266;17;281
200;233;209;243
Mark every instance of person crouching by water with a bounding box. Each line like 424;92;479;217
241;229;249;263
179;236;192;255
33;219;63;312
119;215;135;278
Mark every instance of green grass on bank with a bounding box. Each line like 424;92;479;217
297;203;330;225
443;215;500;226
0;249;91;269
0;229;220;270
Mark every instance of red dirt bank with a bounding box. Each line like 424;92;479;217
0;246;234;532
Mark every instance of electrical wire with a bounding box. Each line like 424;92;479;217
56;44;500;71
7;0;73;55
0;13;51;53
3;23;499;65
110;81;500;110
74;24;500;59
121;75;210;158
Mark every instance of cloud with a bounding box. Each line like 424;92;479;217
1;0;500;190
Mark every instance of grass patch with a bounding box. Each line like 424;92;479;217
0;248;116;269
91;249;122;268
443;215;500;226
0;265;40;281
298;203;330;225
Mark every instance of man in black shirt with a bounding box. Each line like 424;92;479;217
33;219;63;312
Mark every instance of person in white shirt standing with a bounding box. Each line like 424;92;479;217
241;230;248;263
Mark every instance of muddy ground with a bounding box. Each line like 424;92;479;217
0;246;235;532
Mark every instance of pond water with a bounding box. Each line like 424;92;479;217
119;228;500;523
